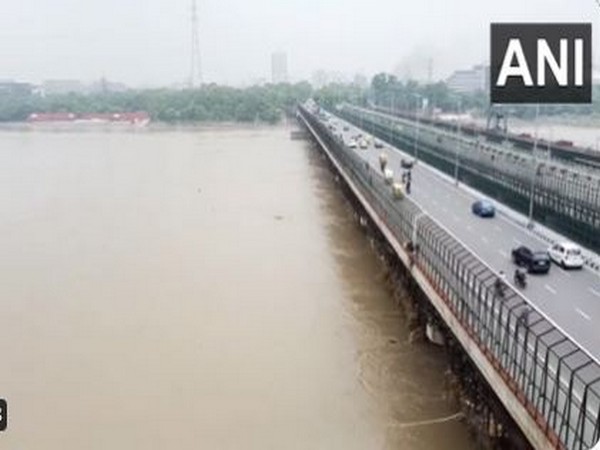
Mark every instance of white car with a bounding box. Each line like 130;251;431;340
347;140;358;149
548;242;584;269
359;139;368;149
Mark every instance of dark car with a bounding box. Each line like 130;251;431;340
511;246;551;274
471;199;495;218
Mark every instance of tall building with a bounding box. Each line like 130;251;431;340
446;65;489;93
271;52;288;84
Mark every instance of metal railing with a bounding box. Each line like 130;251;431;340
299;105;600;450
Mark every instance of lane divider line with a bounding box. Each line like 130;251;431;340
589;288;600;298
576;308;592;321
545;285;557;295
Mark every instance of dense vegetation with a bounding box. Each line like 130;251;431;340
368;72;600;120
3;74;600;124
369;73;486;113
0;82;312;124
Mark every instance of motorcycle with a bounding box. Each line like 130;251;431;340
514;268;527;289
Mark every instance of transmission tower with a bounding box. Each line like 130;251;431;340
189;0;202;88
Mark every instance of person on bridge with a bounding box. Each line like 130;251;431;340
494;271;507;298
379;153;388;172
514;267;527;288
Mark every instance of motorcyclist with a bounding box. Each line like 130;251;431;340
379;153;388;172
514;267;527;287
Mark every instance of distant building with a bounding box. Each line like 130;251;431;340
311;70;328;89
271;52;288;84
89;78;129;94
42;80;86;96
353;73;368;88
446;65;489;93
0;81;34;96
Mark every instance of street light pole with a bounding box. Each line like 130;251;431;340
412;94;422;162
391;92;396;145
527;104;540;228
454;98;462;185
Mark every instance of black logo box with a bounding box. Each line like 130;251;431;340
490;23;591;104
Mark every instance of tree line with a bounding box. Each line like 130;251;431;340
366;73;600;120
0;82;313;124
2;75;599;124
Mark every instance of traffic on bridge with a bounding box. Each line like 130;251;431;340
299;102;600;450
333;109;600;359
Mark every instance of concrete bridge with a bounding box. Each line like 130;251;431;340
297;103;600;450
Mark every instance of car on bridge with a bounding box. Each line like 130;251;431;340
548;242;584;269
511;246;551;274
347;140;358;149
374;140;384;148
471;199;495;218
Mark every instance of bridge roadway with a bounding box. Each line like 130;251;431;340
326;113;600;361
341;104;600;255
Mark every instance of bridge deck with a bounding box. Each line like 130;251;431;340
301;105;600;449
335;117;600;361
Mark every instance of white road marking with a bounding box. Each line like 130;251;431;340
512;238;522;245
545;285;557;295
452;214;460;222
494;225;502;232
481;237;489;244
589;288;600;298
499;250;508;258
466;225;472;231
576;308;592;321
442;207;448;213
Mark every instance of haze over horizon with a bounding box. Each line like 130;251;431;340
1;0;599;87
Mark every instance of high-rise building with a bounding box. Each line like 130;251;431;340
271;52;288;84
446;65;489;93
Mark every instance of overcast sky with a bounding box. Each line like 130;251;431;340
1;0;599;87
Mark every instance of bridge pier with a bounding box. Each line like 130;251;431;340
307;137;533;449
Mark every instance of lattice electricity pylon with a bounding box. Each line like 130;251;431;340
189;0;202;88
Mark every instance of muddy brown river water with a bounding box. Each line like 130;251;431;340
0;125;475;449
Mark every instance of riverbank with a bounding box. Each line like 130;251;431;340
0;119;289;133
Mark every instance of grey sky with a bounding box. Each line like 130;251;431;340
1;0;599;86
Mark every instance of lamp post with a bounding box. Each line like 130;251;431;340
453;98;462;186
391;92;396;145
412;93;423;162
527;104;540;228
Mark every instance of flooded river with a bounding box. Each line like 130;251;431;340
0;125;474;449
